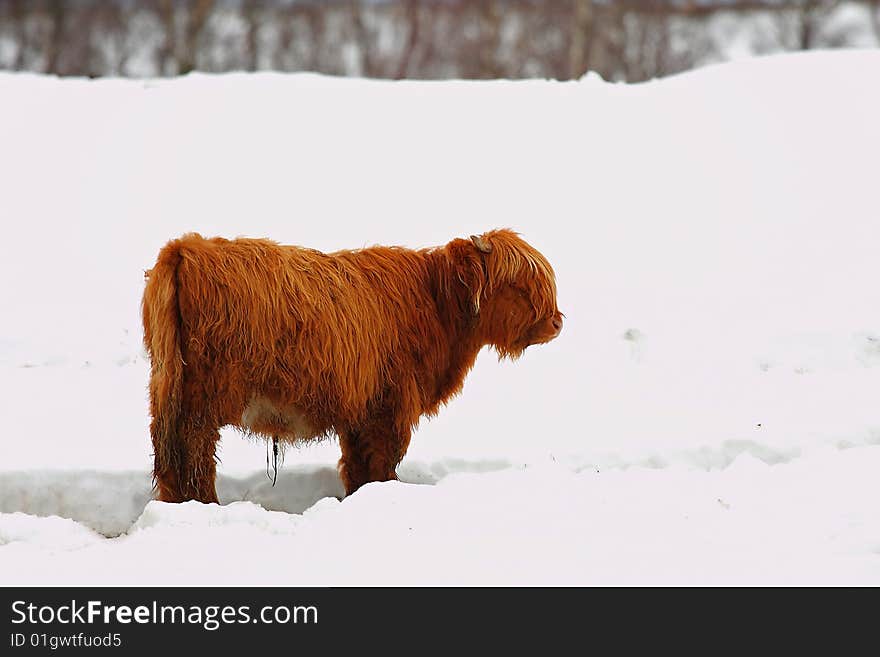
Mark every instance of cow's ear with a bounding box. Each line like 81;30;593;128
465;250;489;315
446;239;488;316
470;234;492;254
466;257;486;315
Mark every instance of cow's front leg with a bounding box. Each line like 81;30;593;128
338;421;411;496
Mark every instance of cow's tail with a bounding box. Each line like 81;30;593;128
142;240;185;495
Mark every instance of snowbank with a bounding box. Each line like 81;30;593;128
1;50;878;584
3;447;878;585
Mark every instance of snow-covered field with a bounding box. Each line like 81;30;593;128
1;50;878;585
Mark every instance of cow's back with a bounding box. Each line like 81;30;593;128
171;234;437;424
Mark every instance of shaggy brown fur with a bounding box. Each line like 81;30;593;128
142;229;562;502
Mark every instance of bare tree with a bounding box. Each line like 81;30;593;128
243;0;264;72
180;0;214;74
155;0;214;75
5;0;29;71
396;0;420;79
478;0;503;78
100;1;134;76
869;0;880;44
44;0;68;74
349;0;379;77
302;3;327;74
569;0;596;79
155;0;176;75
273;3;295;72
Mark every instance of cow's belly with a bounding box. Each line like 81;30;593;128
240;396;321;442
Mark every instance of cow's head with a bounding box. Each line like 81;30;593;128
448;229;562;359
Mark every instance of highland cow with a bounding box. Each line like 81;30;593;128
142;230;562;503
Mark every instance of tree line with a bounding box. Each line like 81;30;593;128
1;0;878;82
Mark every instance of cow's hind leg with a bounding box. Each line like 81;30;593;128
152;419;220;504
338;421;411;496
